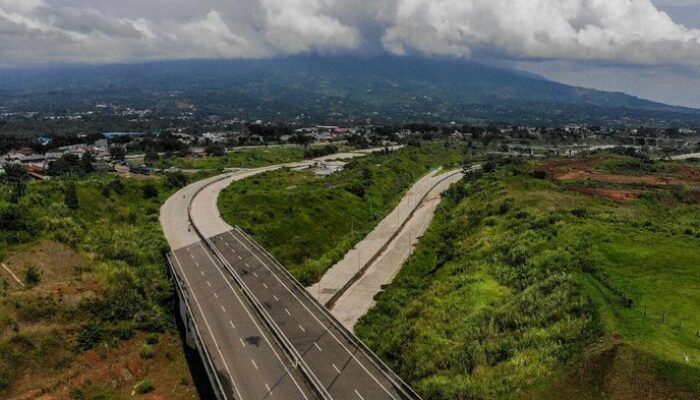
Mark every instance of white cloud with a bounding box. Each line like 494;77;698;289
381;0;700;64
262;0;359;52
0;0;699;66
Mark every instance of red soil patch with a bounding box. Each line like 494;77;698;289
9;333;196;399
570;187;645;203
559;171;689;186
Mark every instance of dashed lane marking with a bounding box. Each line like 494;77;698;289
333;363;341;375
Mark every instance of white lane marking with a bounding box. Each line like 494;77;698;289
332;363;341;375
228;231;398;399
196;242;310;400
206;281;212;288
263;283;269;289
265;383;271;393
285;308;291;316
200;271;205;276
238;255;242;260
225;242;229;247
298;324;306;333
171;252;241;400
253;272;259;277
355;389;366;400
273;295;279;302
221;305;226;313
314;342;322;352
229;320;236;329
251;359;259;370
195;262;199;267
214;293;218;299
245;263;250;268
240;338;246;347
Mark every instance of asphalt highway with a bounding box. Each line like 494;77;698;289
171;241;314;399
209;228;407;400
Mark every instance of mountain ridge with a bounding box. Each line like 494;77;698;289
0;56;698;125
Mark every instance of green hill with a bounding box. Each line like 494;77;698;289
356;157;700;399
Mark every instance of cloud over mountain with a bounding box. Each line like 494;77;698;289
0;0;699;66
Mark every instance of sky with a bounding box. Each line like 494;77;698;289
1;0;700;108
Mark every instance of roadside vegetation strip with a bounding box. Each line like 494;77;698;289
154;144;342;171
355;156;700;399
217;143;465;286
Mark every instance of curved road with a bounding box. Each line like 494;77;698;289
160;148;419;400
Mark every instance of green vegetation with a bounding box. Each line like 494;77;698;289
0;173;180;395
218;144;464;285
23;265;40;286
135;379;155;394
140;343;155;359
154;145;328;170
356;158;700;399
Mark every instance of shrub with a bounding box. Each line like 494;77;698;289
24;265;41;286
531;170;547;179
135;379;155;394
109;178;126;196
571;207;588;218
64;182;80;210
164;171;188;189
0;370;8;391
146;333;160;345
142;184;159;199
76;323;104;351
482;161;497;173
139;344;154;359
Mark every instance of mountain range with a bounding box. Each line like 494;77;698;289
1;56;698;126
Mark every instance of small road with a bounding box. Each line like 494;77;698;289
327;170;464;328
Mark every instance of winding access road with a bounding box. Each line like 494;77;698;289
160;149;419;400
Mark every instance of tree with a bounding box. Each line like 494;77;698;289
48;154;82;177
110;146;126;161
2;163;29;202
205;144;225;157
64;182;80;210
144;150;160;166
164;171;187;189
81;152;96;173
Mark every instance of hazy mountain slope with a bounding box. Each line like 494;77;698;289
1;56;698;125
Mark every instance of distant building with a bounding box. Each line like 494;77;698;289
102;132;146;139
37;136;53;146
6;148;45;164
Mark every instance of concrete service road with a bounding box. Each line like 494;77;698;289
210;229;407;400
171;241;314;400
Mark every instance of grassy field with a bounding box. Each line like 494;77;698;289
218;143;465;285
0;173;199;398
153;144;341;170
355;157;700;399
